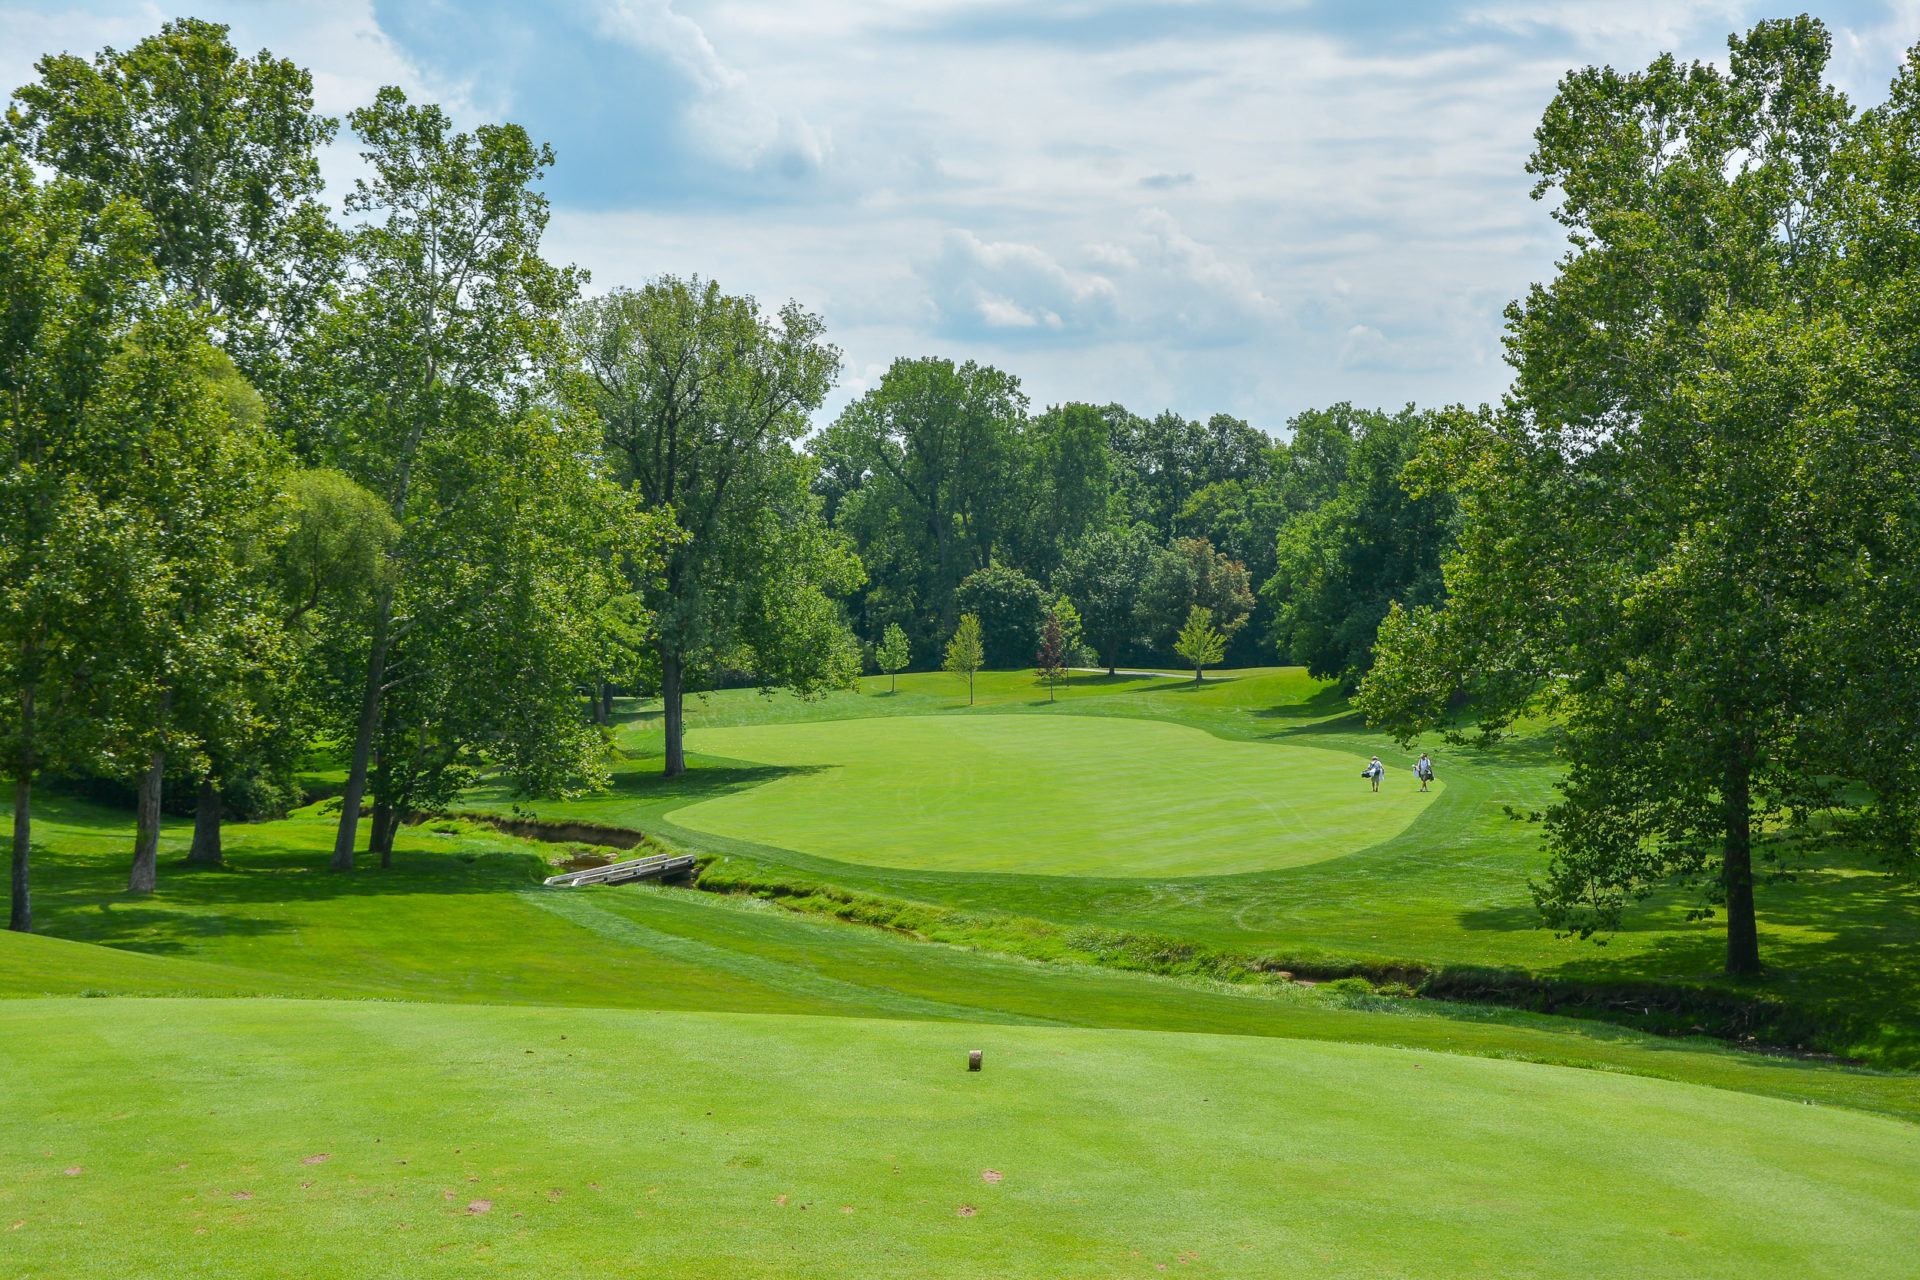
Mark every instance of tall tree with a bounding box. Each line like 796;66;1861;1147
3;17;341;383
811;357;1027;650
1109;409;1270;537
291;88;585;870
1262;405;1456;686
954;563;1047;669
1055;523;1156;674
0;154;154;930
1359;18;1868;976
1141;536;1253;657
111;340;289;893
564;277;861;778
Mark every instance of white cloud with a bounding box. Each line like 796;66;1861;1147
592;0;830;175
10;1;1919;431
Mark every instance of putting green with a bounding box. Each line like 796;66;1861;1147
674;714;1437;876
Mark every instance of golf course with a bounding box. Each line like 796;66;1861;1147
7;10;1920;1277
6;669;1919;1277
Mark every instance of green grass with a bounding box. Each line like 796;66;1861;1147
676;714;1438;875
4;998;1917;1279
462;668;1920;1064
4;665;1918;1274
11;794;1920;1122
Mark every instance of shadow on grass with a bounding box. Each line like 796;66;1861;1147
1255;710;1371;741
72;897;300;955
1250;685;1349;721
1458;904;1540;932
619;760;825;799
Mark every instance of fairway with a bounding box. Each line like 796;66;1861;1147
674;714;1438;876
5;999;1916;1280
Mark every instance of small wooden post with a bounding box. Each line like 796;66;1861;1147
967;1050;982;1071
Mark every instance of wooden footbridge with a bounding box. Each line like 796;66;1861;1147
542;851;697;888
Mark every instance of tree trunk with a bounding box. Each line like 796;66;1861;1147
1722;759;1761;977
187;777;222;865
661;645;686;778
128;748;164;893
11;682;33;933
603;682;615;722
333;586;394;871
10;775;30;934
591;679;608;726
371;801;397;869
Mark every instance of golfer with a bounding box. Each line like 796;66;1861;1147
1415;752;1434;792
1363;756;1385;792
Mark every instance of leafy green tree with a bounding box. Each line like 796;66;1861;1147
944;613;984;705
1359;18;1872;976
875;622;910;694
1262;405;1456;685
564;277;861;778
1173;607;1227;686
810;357;1027;650
954;563;1047;669
0;154;156;930
358;407;650;865
1055;524;1155;674
108;330;291;893
3;17;341;383
1002;401;1115;578
1108;409;1271;538
291;88;596;869
1142;537;1253;658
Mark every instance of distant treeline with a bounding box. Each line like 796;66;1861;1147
813;383;1456;681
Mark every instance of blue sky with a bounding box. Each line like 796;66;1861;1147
5;2;1917;433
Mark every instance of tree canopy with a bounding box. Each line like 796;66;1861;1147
1359;16;1919;975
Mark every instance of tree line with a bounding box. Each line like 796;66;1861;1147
813;380;1458;682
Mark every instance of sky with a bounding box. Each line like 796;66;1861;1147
4;2;1918;435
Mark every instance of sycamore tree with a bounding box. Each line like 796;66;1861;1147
2;17;341;386
1173;607;1226;687
944;613;984;705
357;408;658;865
9;18;344;860
1358;18;1904;977
564;277;861;778
876;623;910;694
